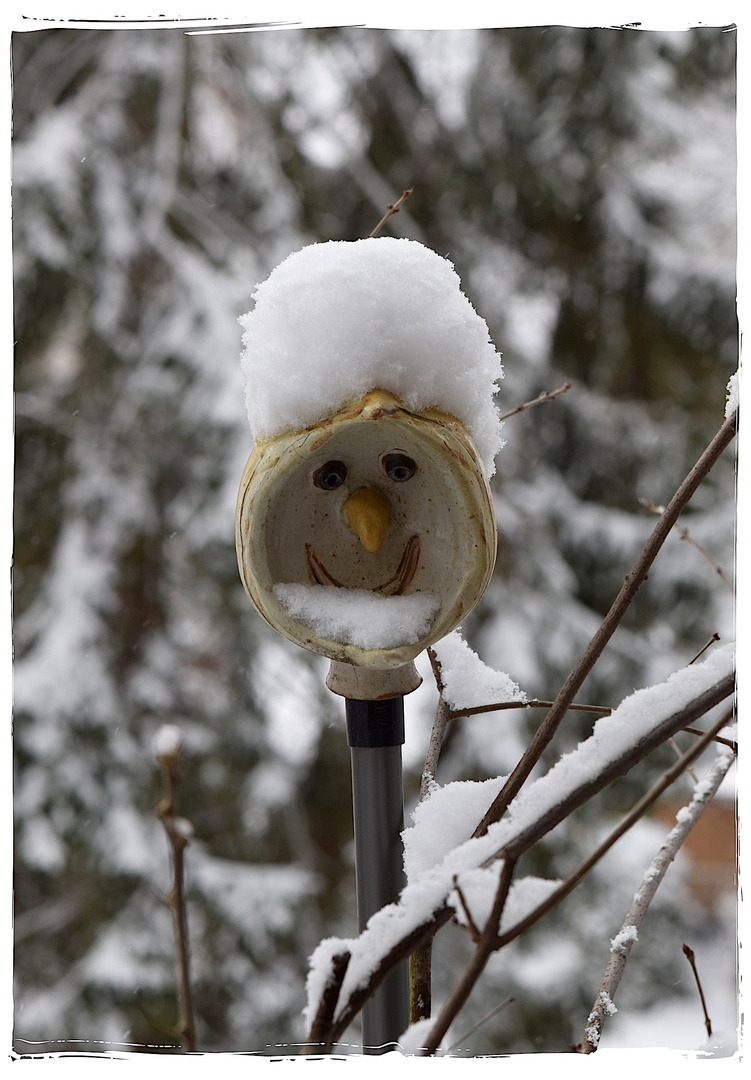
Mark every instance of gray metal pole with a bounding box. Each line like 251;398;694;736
346;698;409;1054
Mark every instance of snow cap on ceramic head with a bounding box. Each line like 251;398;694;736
236;238;503;674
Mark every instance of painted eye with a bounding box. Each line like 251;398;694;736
382;452;417;483
313;460;348;490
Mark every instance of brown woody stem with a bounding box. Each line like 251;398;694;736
155;740;197;1053
368;188;413;237
498;380;571;422
683;944;713;1039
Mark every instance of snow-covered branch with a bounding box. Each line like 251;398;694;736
302;644;734;1051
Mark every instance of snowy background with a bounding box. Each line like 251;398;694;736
12;21;737;1058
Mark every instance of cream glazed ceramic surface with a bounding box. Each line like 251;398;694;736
236;389;497;671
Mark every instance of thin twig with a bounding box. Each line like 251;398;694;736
690;633;721;665
578;742;733;1052
154;726;197;1053
450;698;612;719
419;859;517;1055
444;997;515;1055
683;944;713;1039
668;736;699;784
441;695;734;751
452;875;482;942
473;409;737;839
684;726;736;753
639;499;734;593
498;380;571;422
368;188;413;237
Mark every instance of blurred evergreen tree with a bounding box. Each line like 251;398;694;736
12;23;736;1055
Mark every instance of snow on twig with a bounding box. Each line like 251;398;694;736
579;741;735;1052
431;630;526;712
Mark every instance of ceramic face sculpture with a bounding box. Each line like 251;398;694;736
235;238;504;693
236;388;496;673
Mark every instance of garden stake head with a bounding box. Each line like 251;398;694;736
235;238;502;1053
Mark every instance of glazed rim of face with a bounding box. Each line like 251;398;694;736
236;390;497;669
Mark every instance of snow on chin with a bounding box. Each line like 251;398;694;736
273;584;440;650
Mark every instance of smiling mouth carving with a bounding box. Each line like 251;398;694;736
305;535;421;596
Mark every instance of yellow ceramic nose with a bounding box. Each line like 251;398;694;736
344;487;391;552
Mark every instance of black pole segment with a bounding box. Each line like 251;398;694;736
346;697;409;1054
346;696;405;747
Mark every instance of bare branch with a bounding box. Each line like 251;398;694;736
368;188;413;237
452;875;482;942
451;698;612;719
498;380;571;422
474;409;737;839
683;944;713;1040
668;736;699;784
154;729;197;1053
684;725;736;753
639;499;733;593
690;633;721;665
444;996;515;1055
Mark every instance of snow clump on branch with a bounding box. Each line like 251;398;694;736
725;370;739;417
432;629;526;710
239;237;505;475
